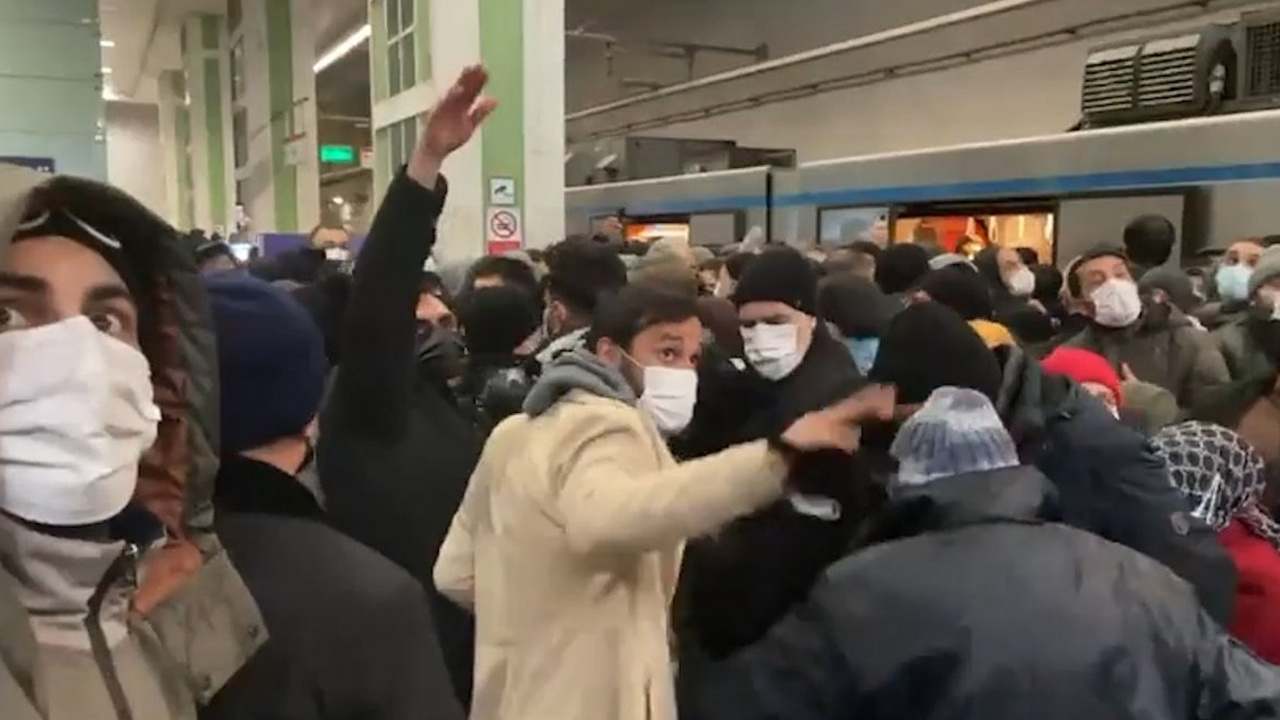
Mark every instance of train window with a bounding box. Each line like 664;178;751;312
894;201;1058;262
819;207;890;246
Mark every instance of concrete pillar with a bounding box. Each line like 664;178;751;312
157;70;194;229
179;15;235;232
235;0;321;233
370;0;565;263
0;0;105;179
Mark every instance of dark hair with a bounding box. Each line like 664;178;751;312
420;271;453;306
723;252;755;282
467;255;539;297
587;282;699;352
1014;247;1039;267
1122;215;1175;267
527;248;546;263
544;236;628;317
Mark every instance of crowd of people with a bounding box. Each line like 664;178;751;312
6;64;1280;720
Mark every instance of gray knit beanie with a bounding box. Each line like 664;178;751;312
890;387;1019;488
1248;245;1280;298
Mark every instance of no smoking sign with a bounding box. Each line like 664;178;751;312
485;207;523;254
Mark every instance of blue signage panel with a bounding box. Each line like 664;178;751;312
0;156;55;173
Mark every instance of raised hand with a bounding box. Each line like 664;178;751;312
407;64;499;188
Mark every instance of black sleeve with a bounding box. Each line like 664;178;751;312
329;171;447;441
680;494;856;658
696;581;851;720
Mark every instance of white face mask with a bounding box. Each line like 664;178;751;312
1090;278;1143;329
0;317;161;526
637;365;698;436
741;322;804;381
1005;266;1036;297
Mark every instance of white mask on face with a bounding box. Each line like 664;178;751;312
1090;278;1143;328
0;317;161;526
1005;266;1036;297
742;322;804;381
637;365;698;436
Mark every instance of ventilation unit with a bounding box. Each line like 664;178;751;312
1080;25;1236;127
1236;10;1280;109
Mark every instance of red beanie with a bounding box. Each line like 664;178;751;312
1041;347;1123;405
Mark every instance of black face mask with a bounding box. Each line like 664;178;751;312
416;322;467;383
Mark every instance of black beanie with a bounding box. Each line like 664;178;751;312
918;265;993;321
732;246;818;315
875;243;930;294
458;285;541;356
870;302;1004;405
819;275;894;338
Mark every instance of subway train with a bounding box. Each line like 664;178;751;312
565;108;1280;267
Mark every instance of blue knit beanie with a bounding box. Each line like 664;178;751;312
890;386;1019;488
204;273;327;455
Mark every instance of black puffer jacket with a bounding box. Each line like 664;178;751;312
994;345;1236;624
697;467;1280;720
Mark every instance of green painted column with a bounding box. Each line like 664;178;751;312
179;15;234;232
157;70;194;229
370;0;564;262
235;0;319;234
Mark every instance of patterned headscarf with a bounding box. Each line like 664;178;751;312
1151;421;1280;548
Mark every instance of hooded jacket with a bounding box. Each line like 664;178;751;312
1064;302;1230;410
0;166;265;720
696;467;1280;720
434;349;790;720
994;345;1236;624
317;172;483;706
1214;313;1280;382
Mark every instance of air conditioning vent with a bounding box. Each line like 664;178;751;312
1242;15;1280;98
1080;26;1236;127
1082;45;1138;115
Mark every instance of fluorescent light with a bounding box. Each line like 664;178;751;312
100;39;115;48
102;67;112;74
332;196;345;205
314;24;371;73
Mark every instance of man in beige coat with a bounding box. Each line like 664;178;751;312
435;282;893;720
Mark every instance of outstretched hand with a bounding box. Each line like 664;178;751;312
780;384;896;454
407;65;498;188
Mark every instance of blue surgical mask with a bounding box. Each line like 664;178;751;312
844;337;880;374
1215;264;1252;302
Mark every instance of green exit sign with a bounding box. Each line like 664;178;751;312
320;144;356;163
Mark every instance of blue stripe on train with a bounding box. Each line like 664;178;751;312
576;161;1280;216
